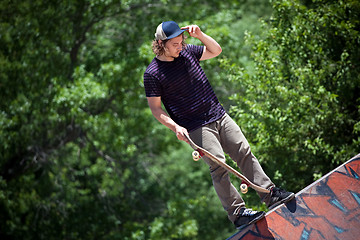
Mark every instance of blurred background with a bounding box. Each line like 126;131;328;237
1;0;359;239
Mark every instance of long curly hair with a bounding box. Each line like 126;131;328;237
152;34;187;56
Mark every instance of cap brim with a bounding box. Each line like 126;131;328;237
166;29;186;40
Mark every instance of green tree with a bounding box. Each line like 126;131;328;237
228;0;360;191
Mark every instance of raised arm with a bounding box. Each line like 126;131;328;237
182;25;222;60
147;97;189;142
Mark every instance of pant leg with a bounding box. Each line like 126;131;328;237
189;117;245;223
219;114;274;203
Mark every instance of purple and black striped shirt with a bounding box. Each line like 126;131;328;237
144;44;225;132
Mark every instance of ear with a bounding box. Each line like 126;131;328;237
158;39;165;47
159;40;167;49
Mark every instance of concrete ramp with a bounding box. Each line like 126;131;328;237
227;154;360;240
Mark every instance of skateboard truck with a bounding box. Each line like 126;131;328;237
192;149;249;194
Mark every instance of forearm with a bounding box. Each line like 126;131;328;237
149;105;189;142
197;32;222;56
150;107;178;133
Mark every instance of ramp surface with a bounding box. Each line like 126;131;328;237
227;154;360;240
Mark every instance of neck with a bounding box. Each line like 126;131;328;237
156;54;175;62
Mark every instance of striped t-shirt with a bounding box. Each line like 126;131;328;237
143;44;225;132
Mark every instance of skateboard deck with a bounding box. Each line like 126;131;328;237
185;135;270;194
227;153;360;240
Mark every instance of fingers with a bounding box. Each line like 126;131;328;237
177;131;188;143
182;133;190;144
181;25;200;35
178;134;189;143
175;126;189;143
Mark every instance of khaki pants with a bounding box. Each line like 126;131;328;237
189;113;274;223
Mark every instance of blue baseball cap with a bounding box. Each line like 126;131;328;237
155;21;186;40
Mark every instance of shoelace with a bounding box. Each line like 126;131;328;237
241;208;259;216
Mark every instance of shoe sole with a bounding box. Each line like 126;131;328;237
268;192;295;210
236;211;266;230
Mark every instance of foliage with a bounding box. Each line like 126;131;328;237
228;0;360;191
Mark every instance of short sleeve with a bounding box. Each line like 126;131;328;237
185;44;204;61
144;72;162;97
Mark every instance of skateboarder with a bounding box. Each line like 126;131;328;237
143;21;294;229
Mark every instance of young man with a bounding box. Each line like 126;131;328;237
143;21;294;229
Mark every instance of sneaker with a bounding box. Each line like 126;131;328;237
234;208;266;230
267;187;295;210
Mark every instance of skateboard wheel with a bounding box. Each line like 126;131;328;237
192;151;200;161
240;183;248;194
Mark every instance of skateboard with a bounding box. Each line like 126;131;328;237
185;135;270;194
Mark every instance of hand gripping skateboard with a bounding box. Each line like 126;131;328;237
185;135;270;194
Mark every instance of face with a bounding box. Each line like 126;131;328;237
163;35;183;59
